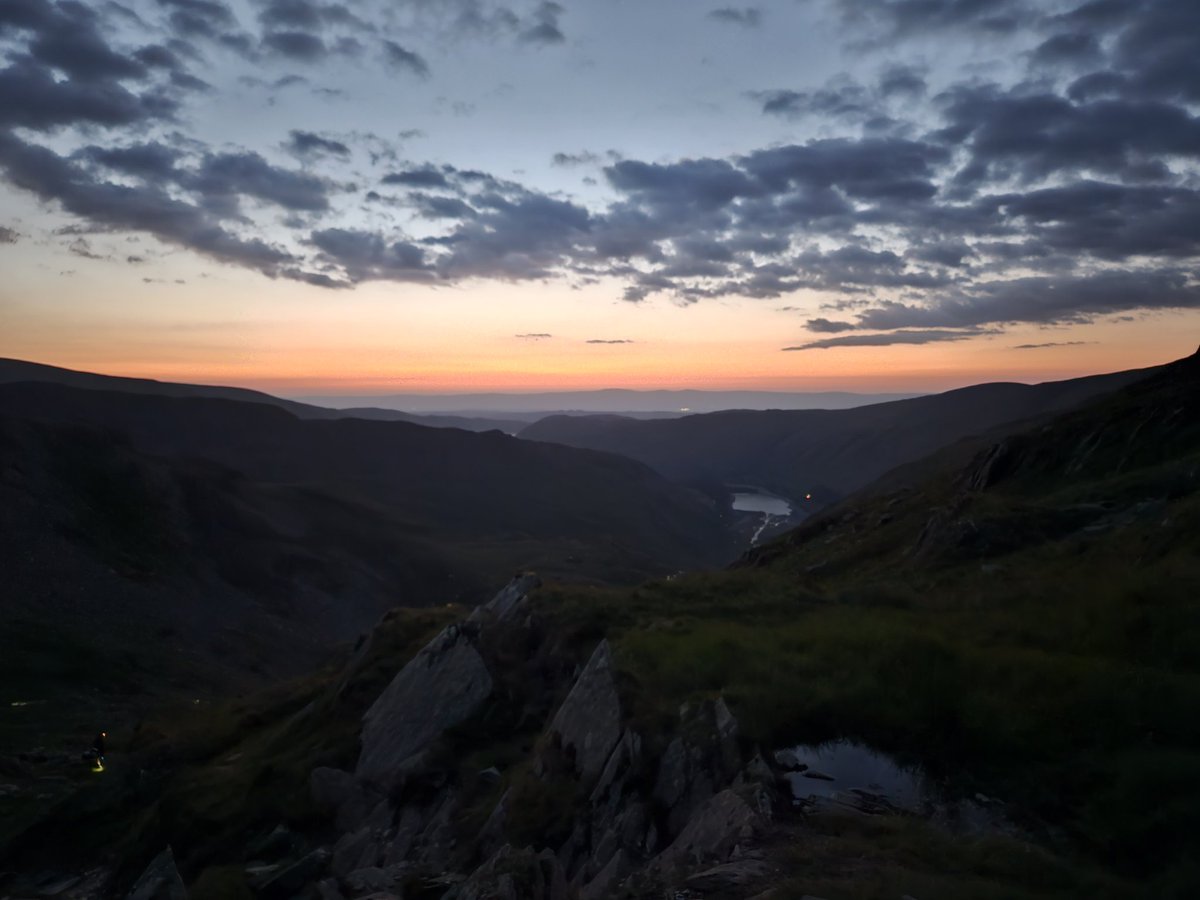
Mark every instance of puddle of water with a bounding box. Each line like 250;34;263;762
778;740;927;812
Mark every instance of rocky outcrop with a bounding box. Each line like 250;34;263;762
653;698;743;838
357;623;494;789
652;788;765;880
454;845;568;900
468;572;541;623
305;576;777;899
547;639;621;783
126;847;187;900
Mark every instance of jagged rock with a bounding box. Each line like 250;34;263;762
311;767;357;811
685;859;770;891
580;848;628;900
258;848;330;898
382;803;427;865
468;572;542;624
314;879;345;900
126;847;187;900
357;624;494;789
653;789;763;878
591;729;643;807
311;767;389;833
407;786;461;870
476;788;511;861
548;639;621;783
343;866;395;894
458;845;567;900
332;828;381;879
652;699;741;842
246;824;303;863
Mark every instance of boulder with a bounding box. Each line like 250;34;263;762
547;640;621;783
126;847;187;900
357;623;493;789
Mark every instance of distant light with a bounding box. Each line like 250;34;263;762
10;701;29;707
805;493;812;501
679;407;690;412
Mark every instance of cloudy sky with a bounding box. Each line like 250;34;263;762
0;0;1197;394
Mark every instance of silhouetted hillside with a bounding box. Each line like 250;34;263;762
519;365;1159;504
0;358;523;433
0;382;731;579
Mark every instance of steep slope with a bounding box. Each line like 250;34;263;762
519;364;1157;504
0;381;731;579
0;358;523;432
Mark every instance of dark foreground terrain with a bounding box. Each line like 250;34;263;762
1;349;1197;898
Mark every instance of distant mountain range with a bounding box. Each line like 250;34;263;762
0;358;525;433
519;364;1160;505
291;388;925;415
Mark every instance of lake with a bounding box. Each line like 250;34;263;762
730;491;793;516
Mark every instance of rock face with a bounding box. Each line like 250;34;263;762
357;622;494;789
547;639;621;783
125;847;188;900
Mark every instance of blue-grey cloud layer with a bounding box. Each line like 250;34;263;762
0;0;1197;345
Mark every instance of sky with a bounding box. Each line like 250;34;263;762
0;0;1197;395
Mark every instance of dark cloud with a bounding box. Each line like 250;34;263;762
784;329;994;350
839;0;1030;38
839;269;1200;331
516;332;552;339
0;59;175;130
410;193;477;220
188;151;330;212
708;7;762;28
258;0;366;31
939;86;1200;188
382;39;431;77
1012;341;1095;349
81;142;182;180
382;165;448;188
754;79;875;122
68;237;105;259
878;64;926;98
586;339;634;344
263;30;326;60
286;130;351;159
806;318;857;334
519;2;565;44
309;227;431;282
552;151;602;167
0;225;19;243
0;131;295;275
1030;31;1104;68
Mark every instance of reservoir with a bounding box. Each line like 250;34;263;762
730;491;793;516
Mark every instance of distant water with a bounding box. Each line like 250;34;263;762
731;491;793;516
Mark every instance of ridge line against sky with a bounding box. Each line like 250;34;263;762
0;0;1197;391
